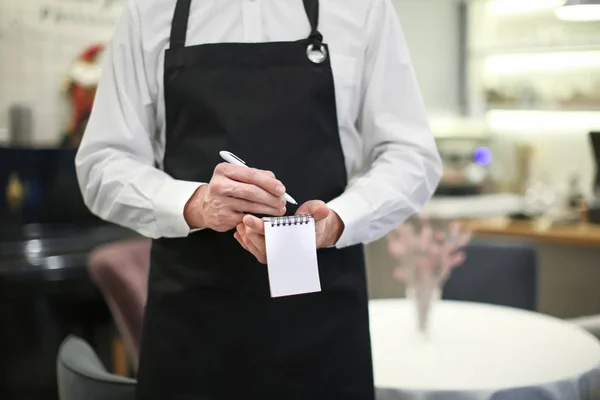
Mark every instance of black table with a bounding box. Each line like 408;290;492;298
0;223;139;400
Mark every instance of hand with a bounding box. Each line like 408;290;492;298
234;200;345;264
184;163;287;232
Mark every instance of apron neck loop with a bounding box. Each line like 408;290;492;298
170;0;324;49
170;0;192;49
303;0;323;47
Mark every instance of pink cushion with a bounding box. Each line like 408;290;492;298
88;238;151;371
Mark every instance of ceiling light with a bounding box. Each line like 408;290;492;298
555;0;600;21
486;110;600;132
484;51;600;74
488;0;564;15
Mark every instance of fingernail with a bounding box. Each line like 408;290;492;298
276;185;285;195
280;199;286;207
245;218;253;228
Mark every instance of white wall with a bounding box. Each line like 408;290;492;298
394;0;463;117
0;0;463;145
467;0;600;199
367;0;464;299
0;0;124;145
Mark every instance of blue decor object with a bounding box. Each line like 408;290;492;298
474;146;492;166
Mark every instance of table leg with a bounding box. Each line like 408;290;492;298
111;336;129;377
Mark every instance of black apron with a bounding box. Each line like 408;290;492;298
136;0;374;398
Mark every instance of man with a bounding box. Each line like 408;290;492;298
75;0;442;398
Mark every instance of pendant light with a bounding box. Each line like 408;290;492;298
555;0;600;21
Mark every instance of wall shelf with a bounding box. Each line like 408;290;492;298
470;44;600;56
486;104;600;112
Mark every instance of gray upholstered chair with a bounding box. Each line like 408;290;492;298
443;238;538;310
569;315;600;341
57;335;136;400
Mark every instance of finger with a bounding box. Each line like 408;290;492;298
243;215;265;235
219;164;285;197
237;224;266;264
246;238;266;264
220;180;285;209
234;232;249;251
228;197;285;216
246;231;266;255
261;169;276;178
227;210;245;227
244;227;267;263
296;200;330;221
212;210;244;233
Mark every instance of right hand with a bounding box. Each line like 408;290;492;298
184;163;287;232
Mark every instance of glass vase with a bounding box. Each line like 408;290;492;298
387;217;472;339
406;283;441;338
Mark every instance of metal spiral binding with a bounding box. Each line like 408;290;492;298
269;214;313;227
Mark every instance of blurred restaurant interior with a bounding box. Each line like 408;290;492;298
3;0;600;399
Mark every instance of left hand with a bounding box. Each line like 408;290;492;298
234;200;345;264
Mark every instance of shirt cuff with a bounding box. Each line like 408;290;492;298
153;179;206;238
327;190;373;248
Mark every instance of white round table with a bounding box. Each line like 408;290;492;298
369;299;600;400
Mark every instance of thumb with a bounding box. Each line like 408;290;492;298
296;200;330;222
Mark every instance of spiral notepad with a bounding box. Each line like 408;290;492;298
263;215;321;298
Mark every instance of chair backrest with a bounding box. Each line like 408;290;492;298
57;336;136;400
88;238;151;371
569;315;600;341
443;238;538;310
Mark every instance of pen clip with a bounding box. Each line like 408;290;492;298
227;151;246;165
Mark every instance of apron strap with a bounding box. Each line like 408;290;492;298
170;0;323;49
170;0;192;49
302;0;323;46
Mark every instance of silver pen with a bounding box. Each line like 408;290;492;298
219;150;298;205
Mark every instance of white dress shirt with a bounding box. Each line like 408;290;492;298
75;0;442;248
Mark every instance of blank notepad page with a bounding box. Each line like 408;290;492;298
264;216;321;298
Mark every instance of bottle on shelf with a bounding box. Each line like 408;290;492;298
567;173;584;211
